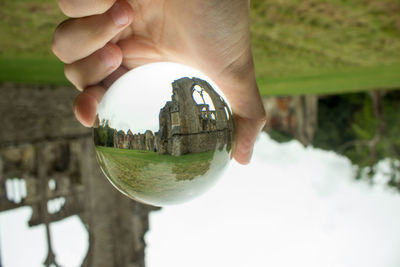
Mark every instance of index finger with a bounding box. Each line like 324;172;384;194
59;0;116;17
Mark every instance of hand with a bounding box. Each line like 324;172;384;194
52;0;266;164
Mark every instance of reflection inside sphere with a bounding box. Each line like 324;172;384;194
93;63;234;206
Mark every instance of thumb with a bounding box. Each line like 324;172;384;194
232;115;267;165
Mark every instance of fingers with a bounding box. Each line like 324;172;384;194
65;43;122;90
59;0;116;18
72;66;128;126
232;115;267;165
219;76;266;164
73;85;107;127
52;0;134;64
101;65;129;88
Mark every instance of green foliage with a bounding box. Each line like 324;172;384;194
313;93;362;150
314;90;400;184
351;124;373;140
268;129;295;143
351;97;377;140
107;127;114;146
94;121;115;147
97;125;109;147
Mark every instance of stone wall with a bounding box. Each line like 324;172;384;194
0;83;156;267
169;129;232;156
111;77;234;156
158;77;234;156
114;130;156;151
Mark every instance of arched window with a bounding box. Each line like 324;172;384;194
192;85;215;111
224;106;230;120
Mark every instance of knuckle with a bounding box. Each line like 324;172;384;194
259;110;268;122
63;64;73;81
96;0;117;13
90;29;115;50
52;23;64;59
59;0;116;17
51;23;61;54
52;37;64;61
64;64;83;90
52;44;73;64
58;0;77;17
51;38;69;63
52;20;75;64
51;36;60;59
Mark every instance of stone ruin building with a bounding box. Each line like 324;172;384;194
0;84;157;267
158;77;234;156
112;77;234;156
114;130;157;152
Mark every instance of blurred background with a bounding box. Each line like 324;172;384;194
0;0;400;266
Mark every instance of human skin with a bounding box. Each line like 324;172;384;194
52;0;266;164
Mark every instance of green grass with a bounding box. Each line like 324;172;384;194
0;0;65;57
250;0;400;95
0;0;69;85
95;146;229;205
0;57;67;85
96;146;215;164
0;0;399;95
251;0;400;76
0;57;398;96
257;63;400;95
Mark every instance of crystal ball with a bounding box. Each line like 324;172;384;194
93;62;234;206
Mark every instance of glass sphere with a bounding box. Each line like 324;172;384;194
93;62;234;206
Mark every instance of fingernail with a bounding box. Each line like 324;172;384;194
99;45;116;69
110;2;129;26
74;93;97;127
236;143;253;165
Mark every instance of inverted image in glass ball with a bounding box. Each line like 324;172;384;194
93;62;235;206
